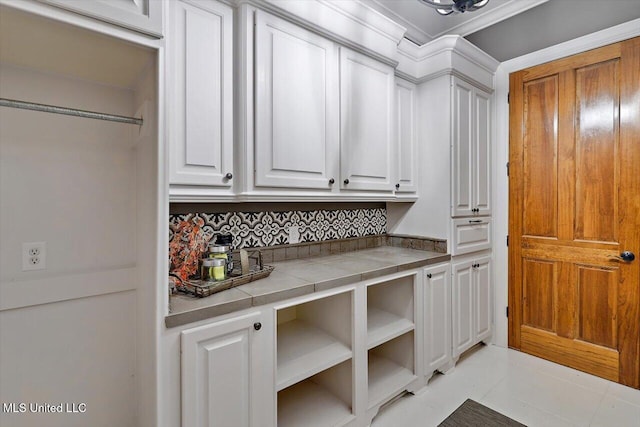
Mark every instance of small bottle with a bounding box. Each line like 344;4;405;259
215;234;234;273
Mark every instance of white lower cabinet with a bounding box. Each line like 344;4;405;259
179;270;430;427
452;254;492;359
276;290;355;427
423;263;452;379
181;311;274;427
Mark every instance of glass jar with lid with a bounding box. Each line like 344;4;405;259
208;242;233;275
201;258;226;282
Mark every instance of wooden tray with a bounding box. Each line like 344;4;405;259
178;264;275;298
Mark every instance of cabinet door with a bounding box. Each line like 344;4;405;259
181;312;273;427
473;89;491;216
452;259;474;357
473;256;492;343
41;0;162;36
395;79;418;194
340;48;395;192
424;264;451;373
169;0;234;188
254;11;339;190
451;78;474;216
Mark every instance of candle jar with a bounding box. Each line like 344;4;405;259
201;258;226;282
208;243;233;275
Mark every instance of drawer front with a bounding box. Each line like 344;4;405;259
451;218;491;255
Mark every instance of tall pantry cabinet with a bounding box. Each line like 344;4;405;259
388;37;498;374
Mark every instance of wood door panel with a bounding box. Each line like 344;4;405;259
510;37;640;388
523;76;558;238
577;265;618;349
575;60;620;243
520;326;619;382
522;259;556;332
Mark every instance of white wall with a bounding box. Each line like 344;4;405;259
0;64;142;427
491;18;640;348
387;74;452;242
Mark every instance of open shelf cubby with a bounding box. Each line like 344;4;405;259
367;331;416;409
367;275;415;349
276;291;353;391
278;359;354;427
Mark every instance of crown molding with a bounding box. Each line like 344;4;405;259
246;0;406;63
397;35;498;88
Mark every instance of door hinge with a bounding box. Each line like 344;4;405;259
507;92;510;104
506;235;509;246
506;307;509;317
506;162;510;177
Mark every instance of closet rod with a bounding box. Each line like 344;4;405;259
0;98;143;126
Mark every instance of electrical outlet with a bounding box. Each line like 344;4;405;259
288;226;300;244
22;242;46;271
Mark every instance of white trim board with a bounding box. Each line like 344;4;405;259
491;18;640;348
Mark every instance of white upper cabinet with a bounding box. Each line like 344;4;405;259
40;0;162;37
254;11;339;190
168;0;234;190
473;89;491;215
340;47;395;192
395;79;418;195
451;77;491;217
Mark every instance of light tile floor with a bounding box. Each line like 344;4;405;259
371;344;640;427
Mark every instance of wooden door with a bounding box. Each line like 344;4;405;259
509;37;640;387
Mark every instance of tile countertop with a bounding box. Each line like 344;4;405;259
166;246;450;328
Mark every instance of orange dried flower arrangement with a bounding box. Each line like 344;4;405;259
169;216;210;282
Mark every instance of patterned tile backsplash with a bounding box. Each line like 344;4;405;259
169;207;387;250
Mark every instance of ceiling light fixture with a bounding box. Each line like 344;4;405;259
419;0;490;16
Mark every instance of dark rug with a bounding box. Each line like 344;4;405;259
438;399;527;427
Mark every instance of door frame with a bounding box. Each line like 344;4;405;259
491;18;640;350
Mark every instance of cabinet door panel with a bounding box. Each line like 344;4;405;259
424;264;451;372
452;261;474;357
182;312;270;427
41;0;162;36
474;256;492;342
169;0;233;187
395;79;418;193
340;48;394;191
451;79;474;216
474;89;491;215
255;11;338;189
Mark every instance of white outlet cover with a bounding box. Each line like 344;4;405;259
22;242;46;271
288;226;300;244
